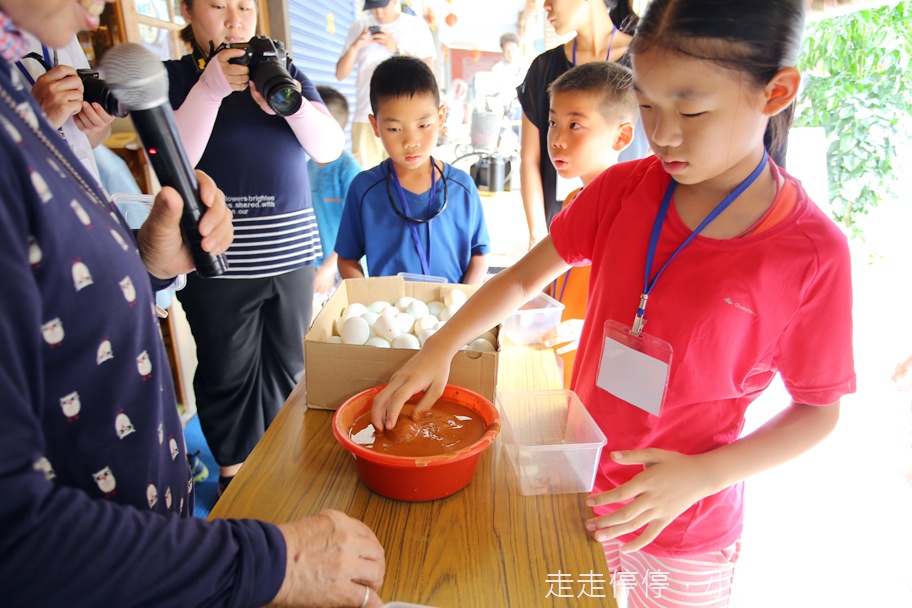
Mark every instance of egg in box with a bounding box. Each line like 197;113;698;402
304;276;499;411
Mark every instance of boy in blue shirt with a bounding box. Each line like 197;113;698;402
307;85;362;294
335;56;490;284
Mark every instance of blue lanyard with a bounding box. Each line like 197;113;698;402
389;160;437;276
572;26;616;67
631;149;769;336
14;45;54;85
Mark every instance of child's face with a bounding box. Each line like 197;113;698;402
369;93;446;172
547;90;629;185
631;48;771;188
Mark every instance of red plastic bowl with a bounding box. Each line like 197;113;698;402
332;384;500;501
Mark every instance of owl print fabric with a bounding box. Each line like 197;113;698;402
0;62;191;517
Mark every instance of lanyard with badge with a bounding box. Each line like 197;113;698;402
386;158;448;276
595;150;769;416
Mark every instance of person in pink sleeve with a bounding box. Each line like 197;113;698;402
370;1;855;605
164;0;344;494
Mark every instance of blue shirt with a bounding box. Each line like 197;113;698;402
307;152;361;267
335;161;490;283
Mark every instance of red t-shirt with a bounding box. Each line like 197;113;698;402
550;156;856;557
547;187;590;389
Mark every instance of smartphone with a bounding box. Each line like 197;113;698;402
368;25;381;35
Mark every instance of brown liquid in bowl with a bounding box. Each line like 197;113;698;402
349;400;486;457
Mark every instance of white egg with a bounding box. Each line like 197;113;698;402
405;300;430;320
469;338;495;352
478;330;497;344
396;296;416;311
395;312;415;334
417;328;438;346
326;336;343;344
366;300;391;314
372;314;401;341
426;300;445;317
413;314;439;335
433;321;446;330
365;336;390;348
438;304;461;322
340;316;370;345
342;302;368;318
360;311;379;328
336;302;368;335
391;333;420;349
380;305;400;318
443;290;467;308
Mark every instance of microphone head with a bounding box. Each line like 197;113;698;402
100;43;169;111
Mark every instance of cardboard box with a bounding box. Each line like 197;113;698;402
304;277;499;410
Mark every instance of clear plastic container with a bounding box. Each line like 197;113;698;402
496;390;607;496
502;292;565;344
396;272;447;283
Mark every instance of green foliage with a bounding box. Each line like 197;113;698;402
795;1;912;233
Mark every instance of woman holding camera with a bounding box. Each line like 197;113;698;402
166;0;344;494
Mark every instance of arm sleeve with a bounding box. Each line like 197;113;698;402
283;64;344;163
334;177;367;261
775;219;856;405
341;18;364;57
550;166;617;265
0;172;285;608
516;54;544;129
171;57;233;167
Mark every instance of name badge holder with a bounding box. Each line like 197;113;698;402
596;150;769;417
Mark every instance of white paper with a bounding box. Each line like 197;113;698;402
596;336;669;416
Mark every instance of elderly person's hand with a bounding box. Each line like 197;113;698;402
30;64;85;129
273;510;386;607
136;170;233;279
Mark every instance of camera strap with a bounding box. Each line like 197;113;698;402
190;39;218;72
14;47;54;86
14;47;67;141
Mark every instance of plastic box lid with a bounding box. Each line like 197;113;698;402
502;292;565;345
496;389;607;496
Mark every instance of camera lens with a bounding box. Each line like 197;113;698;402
267;84;302;116
79;71;128;118
252;62;302;117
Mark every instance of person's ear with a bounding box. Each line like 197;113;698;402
612;122;634;152
180;1;192;23
368;114;380;138
763;66;801;117
437;104;447;125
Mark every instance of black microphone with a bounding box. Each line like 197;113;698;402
101;43;228;278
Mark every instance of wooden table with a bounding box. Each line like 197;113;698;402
210;343;616;608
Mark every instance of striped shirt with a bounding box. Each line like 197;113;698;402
225;208;322;278
164;54;324;279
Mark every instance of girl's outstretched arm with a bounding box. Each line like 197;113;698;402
587;400;840;552
371;237;571;431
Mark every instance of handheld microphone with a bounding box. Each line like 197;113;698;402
101;43;228;278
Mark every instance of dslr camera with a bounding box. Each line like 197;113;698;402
219;36;302;117
77;69;129;118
